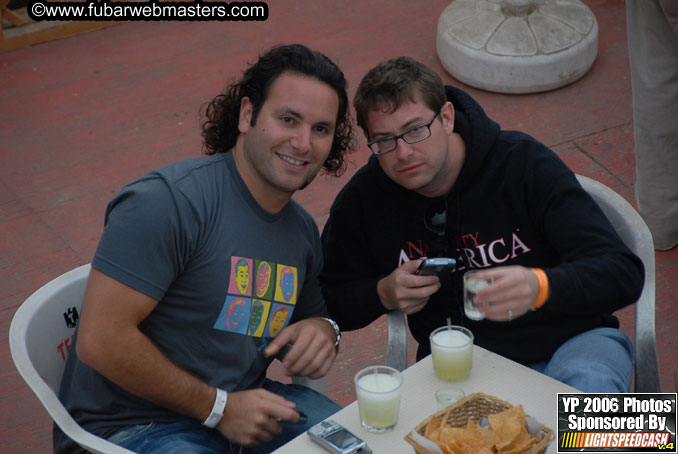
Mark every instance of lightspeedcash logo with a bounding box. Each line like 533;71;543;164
558;393;677;453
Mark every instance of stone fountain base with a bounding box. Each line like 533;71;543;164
436;0;598;94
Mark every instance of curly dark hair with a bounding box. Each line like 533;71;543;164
201;44;354;176
354;57;446;139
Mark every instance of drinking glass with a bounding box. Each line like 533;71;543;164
464;270;493;320
354;365;403;433
429;326;473;381
435;387;466;410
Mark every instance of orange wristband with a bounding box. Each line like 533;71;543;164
532;268;549;309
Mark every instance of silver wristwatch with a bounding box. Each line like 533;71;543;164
321;317;341;348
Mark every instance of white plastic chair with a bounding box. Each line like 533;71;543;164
383;175;661;393
9;263;324;453
577;175;660;393
9;264;135;454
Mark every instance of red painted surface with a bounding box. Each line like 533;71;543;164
1;0;675;451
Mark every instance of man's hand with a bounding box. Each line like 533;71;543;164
471;266;540;321
217;389;300;446
263;318;337;378
377;259;441;314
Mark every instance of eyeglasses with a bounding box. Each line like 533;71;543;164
368;112;440;155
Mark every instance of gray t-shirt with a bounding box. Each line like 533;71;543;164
55;153;327;449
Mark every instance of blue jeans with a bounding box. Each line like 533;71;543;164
528;327;634;392
107;380;341;454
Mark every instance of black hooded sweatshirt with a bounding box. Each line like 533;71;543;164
320;86;643;364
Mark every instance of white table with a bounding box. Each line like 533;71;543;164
273;346;577;454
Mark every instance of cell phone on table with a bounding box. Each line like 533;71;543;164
308;420;372;454
415;257;456;276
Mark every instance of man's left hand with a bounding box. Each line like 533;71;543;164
471;266;540;321
263;318;337;378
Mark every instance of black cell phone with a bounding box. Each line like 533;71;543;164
415;257;456;276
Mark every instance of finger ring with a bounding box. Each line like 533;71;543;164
508;310;514;321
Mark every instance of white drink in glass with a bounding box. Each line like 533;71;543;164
354;366;403;433
429;326;473;381
464;270;493;320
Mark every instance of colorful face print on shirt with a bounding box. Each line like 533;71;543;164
213;296;251;335
228;257;252;296
254;260;274;299
267;304;292;337
274;265;297;305
215;257;297;337
248;299;271;337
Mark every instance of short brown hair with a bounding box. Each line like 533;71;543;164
353;57;446;138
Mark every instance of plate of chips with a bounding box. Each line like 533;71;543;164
405;392;554;454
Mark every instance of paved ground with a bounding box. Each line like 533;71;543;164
1;0;676;452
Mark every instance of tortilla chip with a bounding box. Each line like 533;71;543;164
424;415;442;439
439;441;459;454
501;428;538;454
489;405;526;449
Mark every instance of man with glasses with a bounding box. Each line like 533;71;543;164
320;57;644;392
